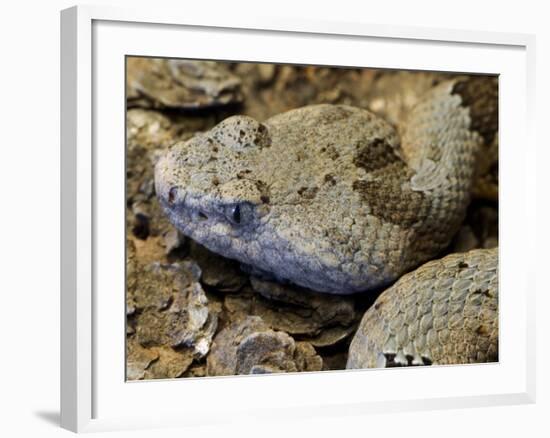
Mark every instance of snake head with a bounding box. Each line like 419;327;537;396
154;116;272;241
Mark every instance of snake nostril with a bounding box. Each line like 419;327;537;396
198;211;208;220
168;187;177;205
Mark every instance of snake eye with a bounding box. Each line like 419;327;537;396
231;205;241;224
225;203;253;226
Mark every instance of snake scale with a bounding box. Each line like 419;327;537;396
155;75;499;367
347;248;498;368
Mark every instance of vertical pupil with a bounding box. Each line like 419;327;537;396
232;205;241;224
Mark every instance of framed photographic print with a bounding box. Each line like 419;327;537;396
60;5;536;433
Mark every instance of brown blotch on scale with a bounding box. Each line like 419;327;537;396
324;174;336;185
316;105;354;124
255;180;268;191
325;145;340;160
297;186;318;200
452;77;498;146
236;169;252;179
353;138;399;172
472;289;491;297
255;180;271;203
352;165;430;227
254;124;271;147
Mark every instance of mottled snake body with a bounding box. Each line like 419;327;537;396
347;248;498;368
156;77;497;293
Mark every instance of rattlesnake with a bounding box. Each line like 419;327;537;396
155;76;498;295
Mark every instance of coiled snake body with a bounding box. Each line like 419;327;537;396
347;247;498;368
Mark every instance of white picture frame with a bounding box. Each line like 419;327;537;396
60;4;537;433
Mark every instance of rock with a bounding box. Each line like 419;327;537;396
257;63;276;84
483;236;498;249
235;330;296;374
126;338;159;380
233;64;377;122
305;326;358;348
293;342;324;372
449;201;499;254
222;281;358;347
189;241;248;292
249;277;358;344
130;261;218;357
128;235;166;266
162;228;187;258
470;205;499;248
126;339;196;380
127;109;177;151
471;141;498;202
366;71;449;127
451;225;480;253
127;108;217;152
126;259;219;380
143;346;195;380
320;350;349;371
250;277;356;325
126;238;138;316
131;200;150;240
127;58;243;109
207;316;322;376
182;362;207;378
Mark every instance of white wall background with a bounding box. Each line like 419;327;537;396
0;0;546;436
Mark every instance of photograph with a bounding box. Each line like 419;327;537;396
125;57;499;380
2;0;545;435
